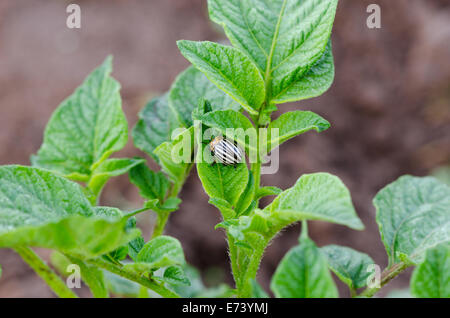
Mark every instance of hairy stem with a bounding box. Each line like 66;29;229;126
227;234;240;288
231;4;287;293
86;256;180;298
14;247;78;298
358;262;409;298
236;242;267;298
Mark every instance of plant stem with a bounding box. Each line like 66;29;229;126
125;206;153;218
151;211;170;239
227;234;240;288
251;161;261;197
151;166;192;238
86;256;180;298
236;242;267;298
231;6;286;294
358;262;409;298
301;220;308;239
14;247;78;298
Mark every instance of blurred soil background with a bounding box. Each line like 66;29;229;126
0;0;449;297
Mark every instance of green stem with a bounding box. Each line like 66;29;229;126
227;234;240;288
358;262;409;298
151;211;170;239
86;256;180;298
236;242;267;298
14;247;78;298
125;207;153;218
301;220;308;239
151;166;192;238
251;161;261;197
230;3;287;296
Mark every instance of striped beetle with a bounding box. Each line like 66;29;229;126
209;136;243;166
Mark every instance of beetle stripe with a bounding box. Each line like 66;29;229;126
223;140;241;159
211;138;243;165
217;148;235;164
216;145;235;164
224;141;242;161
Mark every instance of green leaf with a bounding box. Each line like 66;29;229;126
219;173;362;295
193;98;214;119
271;235;338;298
197;154;249;210
271;41;335;103
125;217;145;262
160;197;182;211
0;165;139;258
199;109;256;153
255;186;282;200
50;251;108;298
88;158;145;197
167;264;235;298
209;198;236;220
195;107;250;212
92;158;145;177
374;175;450;265
50;251;72;278
129;162;170;202
144;197;182;215
250;279;269;298
154;127;194;188
124;236;185;274
411;244;450;298
132;94;182;160
103;270;142;297
177;40;265;115
321;245;375;290
133;66;240;159
235;171;255;216
169;66;240;127
91;207;122;222
107;246;128;262
158;265;191;286
32;56;128;180
208;0;338;103
266;110;330;152
221;173;363;250
267;173;364;231
170;265;205;297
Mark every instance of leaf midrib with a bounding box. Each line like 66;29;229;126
269;0;333;74
238;0;268;63
264;0;287;90
390;201;448;263
184;42;259;115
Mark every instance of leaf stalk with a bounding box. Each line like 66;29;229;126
14;247;78;298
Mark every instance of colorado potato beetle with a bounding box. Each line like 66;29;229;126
209;136;243;165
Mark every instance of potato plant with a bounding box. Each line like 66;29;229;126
0;0;449;298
